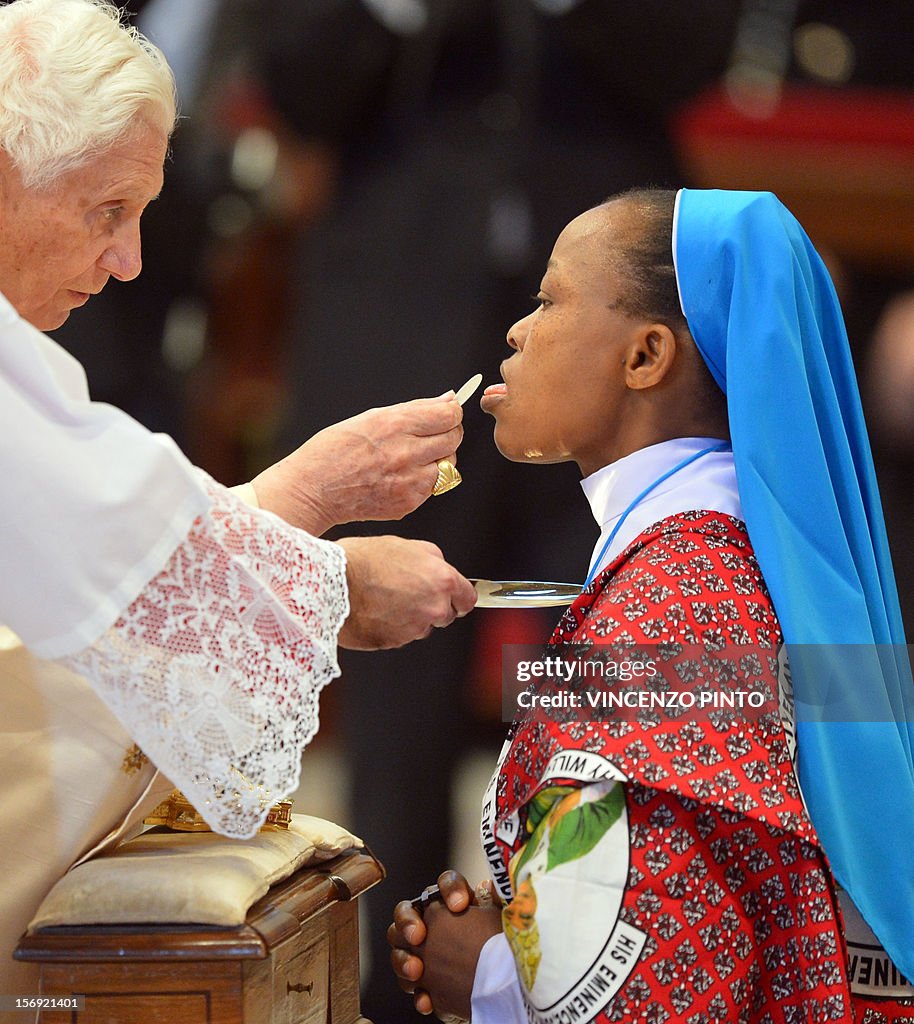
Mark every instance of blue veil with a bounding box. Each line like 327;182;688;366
673;188;914;977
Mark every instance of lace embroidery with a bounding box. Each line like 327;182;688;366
61;474;349;838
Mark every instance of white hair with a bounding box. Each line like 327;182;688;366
0;0;177;189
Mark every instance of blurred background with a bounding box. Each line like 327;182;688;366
51;2;914;1020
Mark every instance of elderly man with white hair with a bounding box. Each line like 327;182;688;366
0;0;476;992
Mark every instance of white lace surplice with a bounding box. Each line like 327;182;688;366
62;475;349;839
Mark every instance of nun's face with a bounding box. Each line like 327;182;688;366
481;203;645;477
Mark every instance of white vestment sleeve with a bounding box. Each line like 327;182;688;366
229;481;260;507
0;293;210;658
59;475;349;839
471;933;526;1024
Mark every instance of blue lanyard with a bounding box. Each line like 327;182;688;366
583;442;731;589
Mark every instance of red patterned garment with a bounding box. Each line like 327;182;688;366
481;511;914;1024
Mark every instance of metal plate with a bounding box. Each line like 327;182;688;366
472;579;582;608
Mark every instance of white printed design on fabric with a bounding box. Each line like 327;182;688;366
509;779;646;1024
776;644;797;766
840;884;914;997
60;474;349;839
481;739;516;903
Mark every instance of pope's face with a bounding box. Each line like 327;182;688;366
0;118;167;330
481;203;645;477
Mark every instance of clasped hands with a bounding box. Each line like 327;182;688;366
388;870;504;1020
250;392;477;649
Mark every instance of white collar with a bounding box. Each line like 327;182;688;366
580;437;742;581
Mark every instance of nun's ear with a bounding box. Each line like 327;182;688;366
622;323;677;391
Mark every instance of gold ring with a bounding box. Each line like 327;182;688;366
432;459;462;496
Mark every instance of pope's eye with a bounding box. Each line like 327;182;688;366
102;206;125;222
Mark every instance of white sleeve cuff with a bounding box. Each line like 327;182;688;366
228;482;260;507
59;475;348;839
470;932;526;1024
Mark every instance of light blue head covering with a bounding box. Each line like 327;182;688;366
673;188;914;977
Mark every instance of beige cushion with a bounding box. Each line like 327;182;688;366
28;814;362;930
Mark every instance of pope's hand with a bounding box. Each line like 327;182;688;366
251;394;463;535
336;537;476;650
